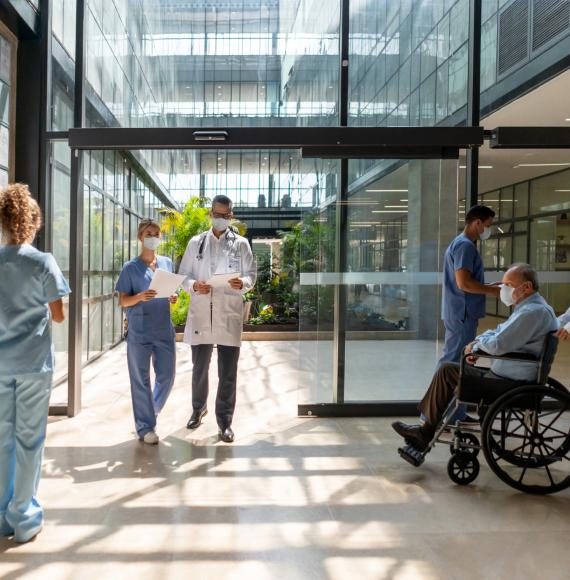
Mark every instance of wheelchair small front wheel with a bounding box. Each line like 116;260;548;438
447;452;480;485
449;432;480;457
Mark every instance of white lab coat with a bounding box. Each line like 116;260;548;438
178;228;255;347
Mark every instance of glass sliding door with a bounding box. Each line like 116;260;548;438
297;157;459;406
343;158;459;402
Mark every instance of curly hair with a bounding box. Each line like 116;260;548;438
0;183;42;245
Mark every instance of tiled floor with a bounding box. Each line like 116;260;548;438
2;341;570;580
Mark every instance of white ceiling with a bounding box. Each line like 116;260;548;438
462;67;570;195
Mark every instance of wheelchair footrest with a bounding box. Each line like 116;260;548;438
398;445;426;467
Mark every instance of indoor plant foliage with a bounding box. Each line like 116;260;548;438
279;213;335;327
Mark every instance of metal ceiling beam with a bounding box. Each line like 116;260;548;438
68;126;485;151
489;127;570;149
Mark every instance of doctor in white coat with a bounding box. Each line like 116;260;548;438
178;195;256;442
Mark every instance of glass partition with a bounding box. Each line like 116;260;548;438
477;152;570;385
343;158;459;402
81;0;340;129
298;157;460;405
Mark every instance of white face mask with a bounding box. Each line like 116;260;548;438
212;217;230;231
500;283;527;307
479;226;492;241
500;284;515;307
143;236;161;251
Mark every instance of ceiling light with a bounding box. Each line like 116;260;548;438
555;189;570;192
514;163;570;168
400;199;408;202
372;210;409;213
385;205;408;208
365;188;408;192
566;118;570;122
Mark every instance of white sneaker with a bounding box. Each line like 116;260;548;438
142;431;159;445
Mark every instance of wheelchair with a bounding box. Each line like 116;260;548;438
398;332;570;494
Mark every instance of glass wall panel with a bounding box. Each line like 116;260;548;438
297;175;338;405
0;24;15;186
342;158;459;401
530;169;570;215
51;0;76;131
478;150;570;386
349;0;469;128
82;0;340;129
49;141;72;382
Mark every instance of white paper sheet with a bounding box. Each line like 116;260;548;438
149;269;187;298
206;272;239;288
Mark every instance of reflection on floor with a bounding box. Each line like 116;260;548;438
2;342;569;579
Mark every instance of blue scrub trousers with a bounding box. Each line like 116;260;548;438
432;317;478;422
437;317;479;368
0;373;52;542
127;337;176;438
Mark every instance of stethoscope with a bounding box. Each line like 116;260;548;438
196;227;238;261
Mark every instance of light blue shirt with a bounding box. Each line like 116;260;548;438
0;244;70;374
559;307;570;329
474;293;559;381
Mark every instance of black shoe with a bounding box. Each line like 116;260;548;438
186;408;208;429
218;426;234;443
391;421;432;451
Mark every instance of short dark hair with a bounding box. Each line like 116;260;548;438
509;263;539;291
465;204;495;224
211;194;233;209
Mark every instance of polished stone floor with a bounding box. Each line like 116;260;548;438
2;341;570;579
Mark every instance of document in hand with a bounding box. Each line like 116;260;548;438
149;269;187;298
206;272;239;288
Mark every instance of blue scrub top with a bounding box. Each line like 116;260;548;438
0;244;71;374
442;233;485;321
115;256;175;343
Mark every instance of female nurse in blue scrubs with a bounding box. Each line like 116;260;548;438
116;218;177;445
0;183;70;543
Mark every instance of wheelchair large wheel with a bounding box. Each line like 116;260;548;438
482;385;570;494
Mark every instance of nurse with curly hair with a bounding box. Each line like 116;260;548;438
0;183;70;543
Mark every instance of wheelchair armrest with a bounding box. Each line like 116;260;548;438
459;350;538;375
472;351;538;362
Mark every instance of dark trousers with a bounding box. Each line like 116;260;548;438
191;344;240;429
418;363;491;433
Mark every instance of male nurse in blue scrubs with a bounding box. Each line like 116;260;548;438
439;204;501;367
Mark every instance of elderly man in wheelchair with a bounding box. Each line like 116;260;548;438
392;263;570;494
